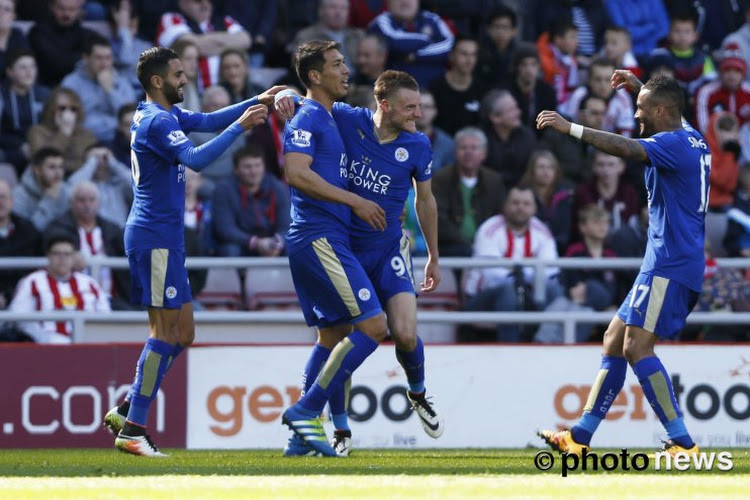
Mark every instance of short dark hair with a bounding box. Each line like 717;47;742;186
670;8;698;28
137;46;179;91
45;232;80;254
232;145;266;167
512;42;539;71
589;56;615;73
32;147;63;167
5;48;35;70
643;75;685;117
550;18;577;39
294;40;341;88
117;103;137;122
83;33;112;55
220;47;248;66
487;5;517;28
579;94;606;112
374;70;419;102
452;33;478;51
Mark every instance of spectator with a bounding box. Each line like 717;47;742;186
705;112;741;212
9;232;110;343
289;0;363;79
722;3;750;81
12;147;73;231
429;34;486;136
29;0;98;87
189;85;246;188
649;9;716;99
480;89;538;189
61;34;136;142
109;0;153;95
47;181;131;309
462;184;561;342
501;42;557;132
415;90;454;172
519;149;573;255
603;0;670;58
535;204;619;343
212;145;290;257
571;150;640;241
349;0;385;29
130;0;176;42
537;18;579;111
351;33;388;88
156;0;250;89
601;25;642;79
540;94;606;184
0;179;42;309
219;48;263;104
476;5;520;88
172;38;201;112
367;0;454;87
668;0;746;52
607;204;648;296
214;0;278;67
0;0;29;75
723;166;750;256
694;44;750;134
431;127;505;257
27;87;98;175
76;143;133;226
244;100;287;181
110;103;135;166
0;49;50;174
562;56;635;136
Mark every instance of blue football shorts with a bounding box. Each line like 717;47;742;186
128;248;192;309
617;273;699;339
288;235;382;327
354;232;416;306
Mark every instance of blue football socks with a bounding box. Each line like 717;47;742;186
126;338;174;427
571;355;627;445
298;330;379;414
633;356;694;448
396;336;426;394
302;343;332;395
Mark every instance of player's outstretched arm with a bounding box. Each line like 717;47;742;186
284;152;386;231
177;105;268;170
186;86;288;132
535;110;648;162
413;178;440;292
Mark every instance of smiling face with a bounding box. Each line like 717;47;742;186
314;48;350;99
382;87;421;133
161;58;188;104
634;88;658;138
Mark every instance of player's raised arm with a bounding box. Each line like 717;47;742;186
413;178;440;292
284;152;386;231
535;109;647;162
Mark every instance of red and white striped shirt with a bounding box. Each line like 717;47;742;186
77;226;113;296
9;270;111;343
156;12;247;89
694;80;750;134
463;215;559;296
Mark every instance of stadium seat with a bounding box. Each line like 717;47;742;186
0;163;18;188
195;268;242;309
244;267;299;310
705;211;729;258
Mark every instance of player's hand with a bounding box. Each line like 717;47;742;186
420;258;441;293
256;85;289;107
352;197;386;231
237;103;269;131
536;110;571;134
611;69;643;94
274;89;302;121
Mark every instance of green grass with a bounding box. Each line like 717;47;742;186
0;449;748;499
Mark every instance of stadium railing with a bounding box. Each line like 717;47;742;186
1;256;749;344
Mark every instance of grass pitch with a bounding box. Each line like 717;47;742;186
0;449;748;499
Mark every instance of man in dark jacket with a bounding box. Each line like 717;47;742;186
432;127;505;257
212;145;291;257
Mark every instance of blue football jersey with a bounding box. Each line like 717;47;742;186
283;99;351;251
332;102;432;249
637;122;711;291
124;102;203;252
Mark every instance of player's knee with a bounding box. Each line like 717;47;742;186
361;313;388;343
391;323;417;351
622;338;647;365
180;327;195;347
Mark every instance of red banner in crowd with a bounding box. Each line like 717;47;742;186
0;345;187;448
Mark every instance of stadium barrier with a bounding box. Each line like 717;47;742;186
1;256;749;344
1;344;747;449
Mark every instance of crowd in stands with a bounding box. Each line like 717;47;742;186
1;0;750;343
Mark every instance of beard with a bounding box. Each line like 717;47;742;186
639;119;655;138
164;81;184;105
